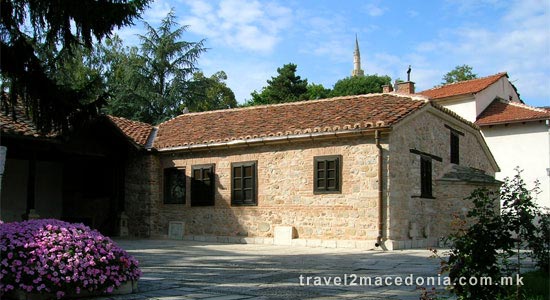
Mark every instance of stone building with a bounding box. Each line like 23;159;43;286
1;87;502;249
114;89;500;250
419;73;550;208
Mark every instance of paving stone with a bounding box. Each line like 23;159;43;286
85;240;530;300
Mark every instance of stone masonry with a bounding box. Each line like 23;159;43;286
386;107;500;249
153;137;383;243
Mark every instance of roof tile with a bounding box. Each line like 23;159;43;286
475;99;550;126
154;94;428;149
0;105;55;138
419;73;508;99
106;115;153;147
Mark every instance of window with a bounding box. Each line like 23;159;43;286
450;131;460;164
191;165;215;206
163;168;186;204
232;161;257;206
420;157;433;198
314;155;342;193
445;124;464;165
410;149;441;199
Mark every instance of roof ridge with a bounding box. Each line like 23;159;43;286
158;93;430;126
107;115;153;128
420;72;507;93
500;99;550;114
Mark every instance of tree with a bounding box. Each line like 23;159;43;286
436;169;549;299
330;74;391;97
103;10;206;124
0;0;149;133
247;63;308;106
187;71;237;112
306;83;331;100
442;64;477;84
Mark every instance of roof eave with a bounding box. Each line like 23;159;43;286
156;127;392;153
477;117;550;127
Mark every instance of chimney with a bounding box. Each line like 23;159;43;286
396;81;415;94
382;84;393;93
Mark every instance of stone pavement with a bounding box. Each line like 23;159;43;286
93;239;450;300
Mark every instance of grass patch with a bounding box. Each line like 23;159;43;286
522;270;549;300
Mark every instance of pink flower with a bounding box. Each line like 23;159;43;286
1;219;141;295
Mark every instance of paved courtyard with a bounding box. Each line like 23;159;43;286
90;239;451;300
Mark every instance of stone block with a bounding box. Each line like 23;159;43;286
204;236;218;242
306;239;322;247
274;226;296;245
291;239;307;247
355;240;375;249
242;237;255;244
321;240;337;248
217;236;229;243
168;221;184;240
336;240;356;248
194;235;206;242
227;236;242;244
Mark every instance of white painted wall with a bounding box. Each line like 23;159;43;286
482;122;550;208
475;77;521;115
439;97;478;122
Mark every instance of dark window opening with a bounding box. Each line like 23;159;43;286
314;155;342;193
232;161;257;206
420;157;433;198
450;131;460;164
164;168;186;204
191;165;215;206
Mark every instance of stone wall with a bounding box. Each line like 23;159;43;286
125;151;161;237
151;137;385;242
387;108;498;248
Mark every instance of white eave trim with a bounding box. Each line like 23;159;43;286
156;127;391;153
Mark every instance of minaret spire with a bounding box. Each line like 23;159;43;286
352;34;365;77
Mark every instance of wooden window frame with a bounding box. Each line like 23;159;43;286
231;161;258;206
445;125;464;165
410;149;440;199
450;131;460;164
420;156;434;199
163;167;186;204
191;164;215;206
313;155;342;194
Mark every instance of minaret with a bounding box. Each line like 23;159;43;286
352;35;365;77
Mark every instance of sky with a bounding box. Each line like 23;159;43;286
115;0;550;107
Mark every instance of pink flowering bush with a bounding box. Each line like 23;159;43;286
0;219;141;299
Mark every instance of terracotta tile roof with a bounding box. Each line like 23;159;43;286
419;73;508;99
475;99;550;126
0;105;55;138
106;115;153;147
154;94;428;149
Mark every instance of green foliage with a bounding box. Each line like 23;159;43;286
0;0;149;133
330;74;391;97
187;71;237;112
441;169;549;300
522;270;550;300
103;10;206;124
306;83;331;100
442;64;477;84
247;63;308;105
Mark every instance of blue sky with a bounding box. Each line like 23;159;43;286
115;0;550;107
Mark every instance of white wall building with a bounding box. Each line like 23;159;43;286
420;73;550;208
